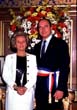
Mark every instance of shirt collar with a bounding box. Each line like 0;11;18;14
43;34;52;43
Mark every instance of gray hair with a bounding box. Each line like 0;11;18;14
10;30;29;52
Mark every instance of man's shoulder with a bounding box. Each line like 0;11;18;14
52;36;67;45
35;40;41;46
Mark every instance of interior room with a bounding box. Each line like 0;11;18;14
0;0;77;110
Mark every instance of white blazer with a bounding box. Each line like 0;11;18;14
2;53;37;110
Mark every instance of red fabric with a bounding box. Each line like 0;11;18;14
50;75;54;92
37;72;49;76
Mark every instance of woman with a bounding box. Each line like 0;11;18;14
2;30;37;110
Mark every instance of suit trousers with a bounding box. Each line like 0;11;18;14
35;76;64;110
35;76;49;110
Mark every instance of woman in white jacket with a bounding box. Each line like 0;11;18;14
2;30;37;110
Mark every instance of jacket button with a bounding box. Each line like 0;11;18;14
27;66;29;67
27;73;29;75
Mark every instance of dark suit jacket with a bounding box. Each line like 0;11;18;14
31;35;70;97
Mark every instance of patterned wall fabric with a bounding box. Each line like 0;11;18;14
0;0;76;7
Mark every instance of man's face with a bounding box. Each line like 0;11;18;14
38;20;51;39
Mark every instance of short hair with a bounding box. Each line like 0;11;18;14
10;30;29;52
38;18;52;28
37;18;52;38
13;30;28;38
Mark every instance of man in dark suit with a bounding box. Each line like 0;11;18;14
31;18;70;110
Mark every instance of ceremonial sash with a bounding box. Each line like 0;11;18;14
38;68;59;91
37;68;60;103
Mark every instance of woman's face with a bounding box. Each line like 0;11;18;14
15;36;27;52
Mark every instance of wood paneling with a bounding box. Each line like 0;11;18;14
69;5;77;89
69;102;77;110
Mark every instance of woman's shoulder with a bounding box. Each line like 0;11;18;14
5;53;16;58
27;53;36;58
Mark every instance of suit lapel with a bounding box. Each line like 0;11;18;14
12;54;17;81
45;35;55;54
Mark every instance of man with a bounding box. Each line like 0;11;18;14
30;18;70;110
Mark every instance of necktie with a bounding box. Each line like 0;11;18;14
41;40;46;57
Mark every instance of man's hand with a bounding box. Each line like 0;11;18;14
54;90;64;100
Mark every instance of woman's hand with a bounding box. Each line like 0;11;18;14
13;84;18;91
17;86;27;95
13;84;27;95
